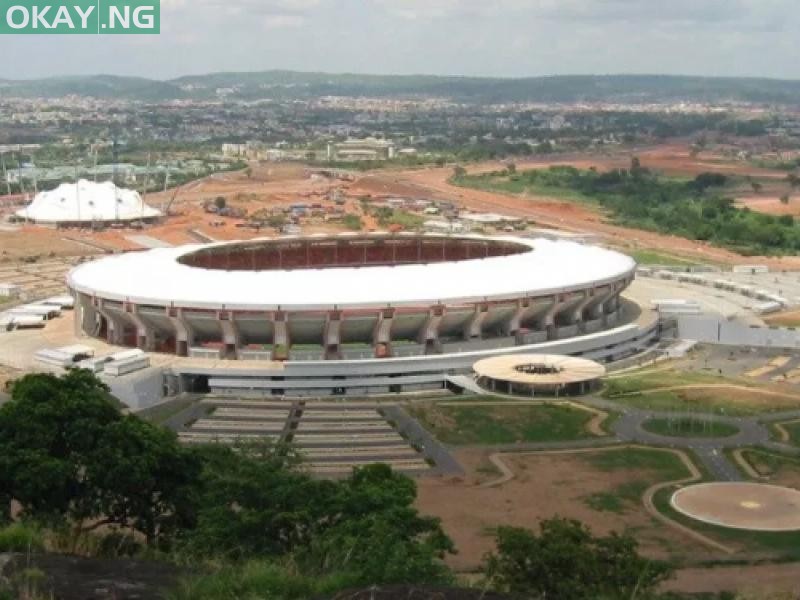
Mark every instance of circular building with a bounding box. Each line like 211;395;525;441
473;354;606;396
15;179;161;225
671;482;800;531
67;233;636;361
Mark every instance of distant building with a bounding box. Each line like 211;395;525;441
330;138;397;161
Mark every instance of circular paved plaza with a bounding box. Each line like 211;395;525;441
671;482;800;531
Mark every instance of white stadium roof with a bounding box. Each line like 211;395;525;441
67;236;636;311
15;179;161;224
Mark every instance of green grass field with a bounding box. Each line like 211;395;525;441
581;447;692;480
738;448;800;478
626;249;699;266
452;174;597;206
579;447;693;515
583;481;649;514
641;417;740;439
601;370;800;416
603;369;730;394
780;421;800;446
407;403;595;445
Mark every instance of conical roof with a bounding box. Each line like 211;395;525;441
15;179;161;224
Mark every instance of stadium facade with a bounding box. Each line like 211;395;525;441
67;234;659;400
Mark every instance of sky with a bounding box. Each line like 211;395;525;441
1;0;797;80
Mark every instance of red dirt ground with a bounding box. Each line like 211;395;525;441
3;144;799;265
374;149;800;269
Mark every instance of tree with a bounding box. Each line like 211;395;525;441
0;371;198;546
0;371;121;524
484;518;672;600
213;196;226;210
85;416;201;545
179;442;336;560
267;213;287;230
300;464;454;585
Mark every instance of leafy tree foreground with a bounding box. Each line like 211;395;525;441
0;371;678;599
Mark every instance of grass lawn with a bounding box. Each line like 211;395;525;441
779;421;800;446
579;447;694;515
627;248;699;266
581;446;692;480
452;174;596;205
603;369;731;394
738;448;800;479
407;403;595;445
641;417;740;439
583;481;649;514
602;370;800;416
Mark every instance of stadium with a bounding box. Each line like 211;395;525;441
66;233;656;398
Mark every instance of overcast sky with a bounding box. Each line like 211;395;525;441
1;0;797;80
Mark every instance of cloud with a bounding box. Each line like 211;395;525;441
262;13;305;29
2;0;799;80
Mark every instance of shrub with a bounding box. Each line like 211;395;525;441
0;523;44;553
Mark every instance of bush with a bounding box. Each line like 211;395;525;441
168;560;356;600
0;523;45;553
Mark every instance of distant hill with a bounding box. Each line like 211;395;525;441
0;74;184;101
2;71;800;104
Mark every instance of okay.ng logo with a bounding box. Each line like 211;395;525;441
0;0;159;34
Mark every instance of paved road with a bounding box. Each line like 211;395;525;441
582;397;774;481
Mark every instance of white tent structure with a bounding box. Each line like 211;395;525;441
15;180;161;224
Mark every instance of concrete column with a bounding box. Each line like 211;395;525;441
74;293;98;337
95;299;124;345
602;281;624;324
418;305;444;344
73;293;83;337
587;284;615;321
127;304;156;351
167;308;194;357
570;290;596;332
502;299;530;336
218;311;239;359
272;311;290;360
463;304;488;340
537;294;568;341
324;311;342;360
373;308;394;357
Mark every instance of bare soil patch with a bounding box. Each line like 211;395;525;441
415;448;709;572
391;146;800;269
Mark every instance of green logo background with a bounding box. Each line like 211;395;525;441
0;0;160;34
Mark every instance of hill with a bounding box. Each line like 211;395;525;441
3;71;800;104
